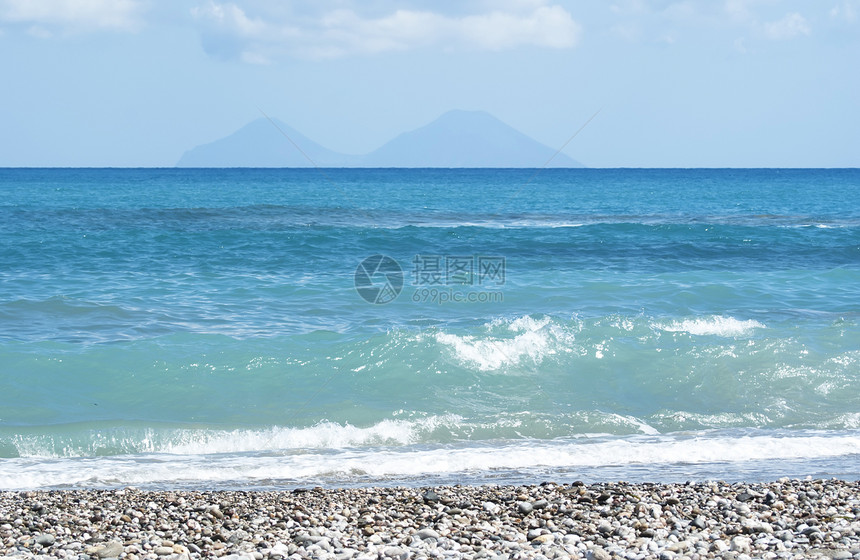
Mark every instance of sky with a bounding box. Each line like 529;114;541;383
1;0;858;168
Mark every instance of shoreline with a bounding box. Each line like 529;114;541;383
2;479;859;560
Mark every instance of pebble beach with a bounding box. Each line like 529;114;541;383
2;479;860;560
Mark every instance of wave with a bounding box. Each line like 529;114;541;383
7;203;860;231
10;399;860;462
432;314;770;372
656;316;766;337
433;315;579;371
0;416;462;459
3;313;855;435
0;411;664;460
3;429;860;490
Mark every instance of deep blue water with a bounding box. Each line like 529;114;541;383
0;168;858;489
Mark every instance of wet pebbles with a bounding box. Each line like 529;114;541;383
2;478;859;560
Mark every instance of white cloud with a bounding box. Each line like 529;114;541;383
610;21;643;42
610;0;649;17
461;5;580;49
601;1;825;51
830;1;858;22
191;1;581;62
724;0;755;23
0;0;143;32
763;12;810;39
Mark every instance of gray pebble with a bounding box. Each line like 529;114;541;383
422;490;439;503
416;529;440;540
517;502;534;515
34;535;55;547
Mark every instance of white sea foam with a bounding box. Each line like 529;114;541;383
435;316;577;371
837;414;860;430
4;415;463;459
658;316;766;337
3;430;860;490
827;350;859;368
655;411;774;429
607;414;660;435
390;220;586;229
161;418;445;455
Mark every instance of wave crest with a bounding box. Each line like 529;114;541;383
657;316;765;337
1;415;463;459
434;315;578;371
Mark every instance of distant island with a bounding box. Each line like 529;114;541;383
176;110;584;168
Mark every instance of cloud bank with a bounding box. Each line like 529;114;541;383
0;0;142;33
763;12;810;40
607;1;820;48
190;1;582;62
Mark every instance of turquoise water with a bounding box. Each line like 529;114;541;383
0;168;858;489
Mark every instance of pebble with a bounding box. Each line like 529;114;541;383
34;535;55;547
482;501;500;515
415;529;440;540
1;479;859;560
517;501;534;514
422;490;439;504
93;542;123;559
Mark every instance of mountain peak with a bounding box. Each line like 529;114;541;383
176;118;358;168
437;109;494;120
363;110;583;168
177;111;584;168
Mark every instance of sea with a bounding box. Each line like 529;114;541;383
0;167;858;490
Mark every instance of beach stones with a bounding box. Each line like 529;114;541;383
482;501;500;515
517;501;534;514
421;490;440;504
34;534;54;546
415;528;440;540
1;480;860;560
91;541;123;558
531;533;554;545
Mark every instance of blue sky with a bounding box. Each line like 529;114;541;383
1;0;858;167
